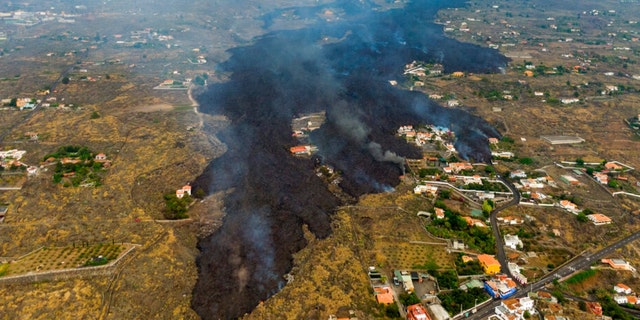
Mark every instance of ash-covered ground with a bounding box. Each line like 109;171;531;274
192;0;508;318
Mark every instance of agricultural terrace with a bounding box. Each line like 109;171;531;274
0;243;133;277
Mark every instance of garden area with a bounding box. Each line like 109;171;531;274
44;145;108;187
0;243;131;277
426;203;496;254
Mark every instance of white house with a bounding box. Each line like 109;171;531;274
614;283;633;295
504;234;523;250
414;185;438;197
510;170;527;179
176;185;192;199
614;295;628;304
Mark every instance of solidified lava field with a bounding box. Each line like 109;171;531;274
191;0;508;318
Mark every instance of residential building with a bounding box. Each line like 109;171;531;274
614;283;633;295
452;240;466;250
176;185;192;199
504;234;523;250
559;200;579;214
488;137;499;144
478;254;501;274
495;297;535;320
484;274;517;299
510;170;527;179
519;178;544;189
463;216;486;228
492;151;515;159
588;213;612;225
497;216;524;225
559;175;579;185
434;207;445;219
593;172;608;185
401;271;414;292
614;295;628;304
414;185;438;196
602;259;636;272
448;162;473;173
290;145;311;155
605;162;623;171
427;304;451;320
374;286;394;304
463;175;483;185
95;153;107;161
407;304;430;320
586;302;603;316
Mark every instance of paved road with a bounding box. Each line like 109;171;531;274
466;229;640;319
489;177;521;280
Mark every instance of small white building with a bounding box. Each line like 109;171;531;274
614;283;633;295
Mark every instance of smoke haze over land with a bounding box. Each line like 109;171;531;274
192;0;507;318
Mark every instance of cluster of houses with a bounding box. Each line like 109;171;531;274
0;149;32;172
0;9;80;26
397;125;456;152
494;296;535;320
484;274;518;299
613;283;640;305
403;61;444;78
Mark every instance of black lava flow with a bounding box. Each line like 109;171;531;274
191;0;508;318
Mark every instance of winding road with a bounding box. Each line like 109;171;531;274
465;177;640;319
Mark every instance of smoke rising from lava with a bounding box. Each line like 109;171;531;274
192;0;508;318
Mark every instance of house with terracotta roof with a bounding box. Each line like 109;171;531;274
407;304;430;320
484;274;517;299
497;216;524;225
414;185;438;196
593;172;608;185
463;216;487;228
495;297;535;320
290;145;311;155
602;258;636;272
488;137;499;144
614;283;633;294
95;153;107;161
448;162;473;173
605;162;623;171
478;254;501;274
559;200;579;214
588;213;612;225
176;185;192;199
374;286;394;304
434;207;445;219
586;302;602;316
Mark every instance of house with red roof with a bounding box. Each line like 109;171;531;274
407;304;430;320
176;185;192;199
374;286;394;304
587;302;602;316
614;283;633;294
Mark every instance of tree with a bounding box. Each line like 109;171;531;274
608;180;619;188
385;304;400;317
439;189;451;199
575;158;585;166
579;301;587;311
399;292;420;306
61;77;70;84
482;200;493;215
90;111;101;119
577;212;589;223
523;310;531;318
518;157;534;165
